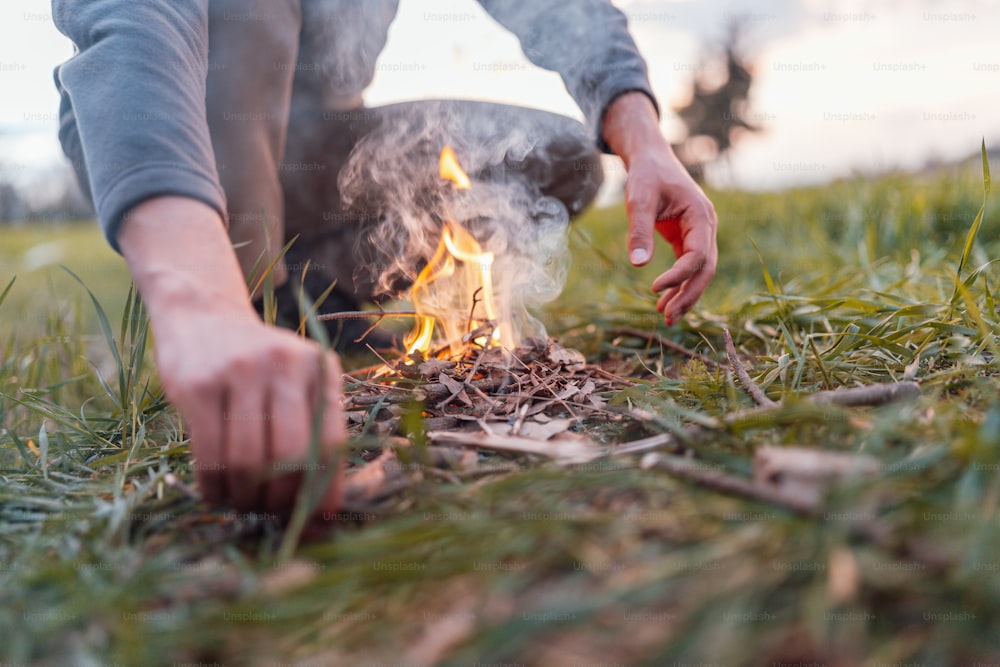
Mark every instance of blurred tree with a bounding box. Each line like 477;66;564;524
672;20;760;183
0;182;28;222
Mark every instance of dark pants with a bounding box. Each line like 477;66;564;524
205;0;604;306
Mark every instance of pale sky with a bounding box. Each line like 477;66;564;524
0;0;998;192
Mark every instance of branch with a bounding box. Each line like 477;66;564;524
808;381;921;407
317;310;419;322
724;327;777;407
639;451;821;516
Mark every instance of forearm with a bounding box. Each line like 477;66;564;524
117;196;346;520
118;197;254;327
602;92;672;168
477;0;657;151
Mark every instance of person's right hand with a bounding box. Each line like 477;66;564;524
118;196;345;519
155;307;345;516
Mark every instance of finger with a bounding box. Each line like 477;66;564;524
651;221;713;292
625;185;658;266
320;351;345;449
667;254;717;318
264;366;312;517
651;252;706;293
656;286;680;312
185;388;227;506
317;351;347;517
224;374;268;511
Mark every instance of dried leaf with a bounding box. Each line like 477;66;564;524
547;343;586;370
438;375;473;406
556;384;580;401
419;358;455;379
518;418;575;441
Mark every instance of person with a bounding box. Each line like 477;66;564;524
52;0;718;520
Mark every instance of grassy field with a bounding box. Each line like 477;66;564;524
1;151;999;666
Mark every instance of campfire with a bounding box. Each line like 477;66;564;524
334;145;634;459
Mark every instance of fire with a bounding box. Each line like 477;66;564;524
404;147;507;357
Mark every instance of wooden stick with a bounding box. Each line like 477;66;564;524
427;430;605;464
808;381;920;407
609;327;720;370
317;310;419;322
639;452;821;516
724;327;778;407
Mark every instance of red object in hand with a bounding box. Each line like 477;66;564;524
655;218;685;258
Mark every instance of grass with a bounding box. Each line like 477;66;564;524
2;149;999;666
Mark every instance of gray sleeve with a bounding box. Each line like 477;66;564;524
52;0;225;252
476;0;659;153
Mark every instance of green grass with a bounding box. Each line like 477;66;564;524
2;151;1000;666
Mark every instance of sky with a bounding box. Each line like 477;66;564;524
0;0;997;193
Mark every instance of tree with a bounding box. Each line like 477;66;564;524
672;21;760;183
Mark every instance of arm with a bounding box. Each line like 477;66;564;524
119;197;345;517
53;1;344;516
476;0;717;324
476;0;657;151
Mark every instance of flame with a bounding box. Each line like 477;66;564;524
440;146;471;190
404;147;507;358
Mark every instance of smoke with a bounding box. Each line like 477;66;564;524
337;99;591;345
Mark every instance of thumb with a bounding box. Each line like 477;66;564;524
626;186;657;266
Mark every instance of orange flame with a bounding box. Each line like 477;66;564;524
404;147;505;358
440;145;471;190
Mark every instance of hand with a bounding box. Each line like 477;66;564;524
602;93;719;325
118;197;345;519
154;308;345;517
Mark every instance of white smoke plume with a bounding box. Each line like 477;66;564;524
337;100;584;345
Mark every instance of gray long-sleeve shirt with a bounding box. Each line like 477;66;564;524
52;0;658;252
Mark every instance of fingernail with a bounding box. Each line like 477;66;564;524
630;248;650;265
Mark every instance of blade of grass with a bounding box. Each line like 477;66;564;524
278;291;339;562
0;275;15;310
949;140;992;317
61;266;126;404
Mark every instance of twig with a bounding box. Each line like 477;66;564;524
461;322;496;388
428;430;603;464
609;327;719;370
354;301;387;343
620;380;922;458
639;452;821;516
341;451;411;507
808;381;921;407
317;310;419;322
590;366;637;387
465;286;484;334
724;327;778;407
